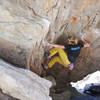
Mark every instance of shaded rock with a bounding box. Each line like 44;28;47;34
50;83;82;100
50;90;71;100
0;89;19;100
44;76;56;88
0;59;52;100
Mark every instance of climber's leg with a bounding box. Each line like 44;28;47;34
48;48;70;68
48;48;58;57
53;48;70;67
43;48;70;69
48;56;64;68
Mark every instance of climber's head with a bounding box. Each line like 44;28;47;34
67;36;78;45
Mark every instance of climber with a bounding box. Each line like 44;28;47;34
41;36;90;71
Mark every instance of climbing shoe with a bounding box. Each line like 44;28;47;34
44;52;51;60
68;63;74;70
41;63;48;70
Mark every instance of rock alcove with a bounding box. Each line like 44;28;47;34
0;0;100;100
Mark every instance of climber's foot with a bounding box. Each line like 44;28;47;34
41;63;48;70
68;63;74;71
44;52;51;60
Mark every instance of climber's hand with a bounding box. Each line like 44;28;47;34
84;42;90;48
42;40;50;46
47;42;53;46
81;39;90;48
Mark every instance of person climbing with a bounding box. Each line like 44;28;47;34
41;36;90;71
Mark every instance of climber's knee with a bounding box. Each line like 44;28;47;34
48;56;62;68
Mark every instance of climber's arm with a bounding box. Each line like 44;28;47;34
82;39;90;48
84;42;90;48
48;43;65;49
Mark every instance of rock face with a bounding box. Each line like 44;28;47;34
0;59;52;100
0;0;100;79
0;0;51;74
0;89;18;100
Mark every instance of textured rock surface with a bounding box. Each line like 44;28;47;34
0;0;50;74
0;0;99;79
50;83;82;100
0;89;18;100
0;59;52;100
44;76;56;88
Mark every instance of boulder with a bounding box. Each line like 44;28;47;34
44;76;56;88
0;59;52;100
0;1;50;74
0;89;18;100
71;71;100;94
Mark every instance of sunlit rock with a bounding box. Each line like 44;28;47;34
0;1;50;73
71;71;100;94
0;59;52;100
